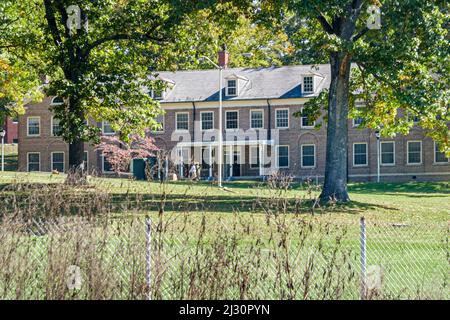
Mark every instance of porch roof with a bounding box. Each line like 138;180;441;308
175;139;274;148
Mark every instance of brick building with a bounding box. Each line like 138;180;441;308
17;51;450;182
2;117;18;144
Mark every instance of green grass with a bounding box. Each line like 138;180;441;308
2;144;18;171
0;171;448;223
0;171;448;299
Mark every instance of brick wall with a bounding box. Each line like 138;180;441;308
18;97;450;182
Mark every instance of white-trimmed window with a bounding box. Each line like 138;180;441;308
151;89;164;100
250;110;264;129
276;145;289;168
51;116;62;136
154;114;164;132
301;144;316;168
434;142;448;164
27;117;40;136
51;152;65;172
303;76;314;93
250;146;260;169
275;109;289;129
226;79;237;96
407;141;422;165
102;155;114;173
353;143;368;166
27;152;40;172
102;121;115;135
380;142;395;166
176;112;189;131
353;105;364;127
226;111;239;129
50;96;64;105
201;111;214;130
300;110;315;128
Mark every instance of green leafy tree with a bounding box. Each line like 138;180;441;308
0;0;43;127
36;0;224;175
258;0;449;203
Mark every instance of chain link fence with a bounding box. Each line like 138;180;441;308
0;215;448;300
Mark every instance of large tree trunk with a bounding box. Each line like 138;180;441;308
320;52;352;203
66;95;86;184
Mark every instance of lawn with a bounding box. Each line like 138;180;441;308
2;144;18;171
0;171;448;223
0;171;448;299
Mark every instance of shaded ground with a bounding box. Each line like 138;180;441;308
0;171;448;223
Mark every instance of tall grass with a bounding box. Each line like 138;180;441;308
0;173;447;300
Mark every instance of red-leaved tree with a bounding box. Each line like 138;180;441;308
96;134;159;173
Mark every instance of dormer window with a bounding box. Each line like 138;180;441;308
151;89;164;100
226;80;237;96
51;97;64;106
303;76;314;93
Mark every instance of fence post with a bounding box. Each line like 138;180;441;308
145;217;152;300
360;217;367;300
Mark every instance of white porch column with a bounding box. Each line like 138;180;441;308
259;144;263;177
165;155;169;180
180;147;184;178
157;153;161;180
209;145;213;179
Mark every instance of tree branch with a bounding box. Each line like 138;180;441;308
352;26;369;42
315;8;334;34
43;0;62;48
82;27;165;59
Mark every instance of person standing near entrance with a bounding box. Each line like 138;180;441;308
189;162;197;181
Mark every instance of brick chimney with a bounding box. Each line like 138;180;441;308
218;44;229;68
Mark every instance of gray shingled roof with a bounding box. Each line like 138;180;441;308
156;64;331;103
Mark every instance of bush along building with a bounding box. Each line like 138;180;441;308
18;49;450;182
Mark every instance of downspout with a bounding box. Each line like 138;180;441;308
266;99;272;141
192;101;196;143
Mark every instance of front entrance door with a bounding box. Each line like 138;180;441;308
232;152;240;177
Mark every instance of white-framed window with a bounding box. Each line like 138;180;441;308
201;111;214;130
226;79;237;96
102;155;114;173
250;110;264;129
51;116;62;137
27;152;40;172
225;111;239;129
176;112;189;131
249;146;260;169
51;152;65;172
276;145;289;168
407;141;422;165
102;121;115;135
50;96;64;105
380;141;395;166
301;144;316;168
27;117;40;136
300;110;315;128
154;114;164;132
352;104;364;127
151;89;164;100
303;76;314;93
434;141;449;164
83;151;89;170
275;109;289;129
353;143;368;167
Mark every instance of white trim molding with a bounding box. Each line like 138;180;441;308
353;142;368;167
300;144;316;169
407;140;422;165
